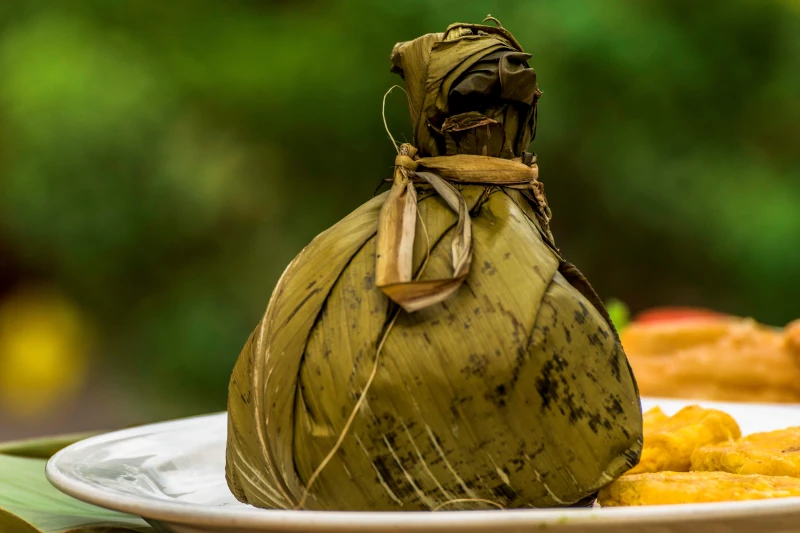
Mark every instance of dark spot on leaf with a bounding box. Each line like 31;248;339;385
605;396;625;417
428;456;444;466
372;455;411;499
562;388;586;424
471;438;493;452
492;483;518;503
536;356;562;410
529;442;546;459
461;353;489;377
587;412;603;434
484;383;508;408
450;404;460;419
609;344;622;381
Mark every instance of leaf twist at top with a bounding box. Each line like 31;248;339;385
390;20;541;159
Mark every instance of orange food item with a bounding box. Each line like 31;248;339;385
626;406;740;475
621;316;800;403
599;471;800;506
692;426;800;477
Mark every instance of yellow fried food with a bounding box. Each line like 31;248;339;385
642;405;669;427
622;318;800;403
599;471;800;506
692;426;800;477
626;405;740;475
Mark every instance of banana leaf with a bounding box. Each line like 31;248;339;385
0;432;100;460
0;434;153;533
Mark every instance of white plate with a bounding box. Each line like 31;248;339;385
46;398;800;533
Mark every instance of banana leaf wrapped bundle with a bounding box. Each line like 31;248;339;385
226;19;643;512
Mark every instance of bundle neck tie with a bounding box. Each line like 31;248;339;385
375;143;547;312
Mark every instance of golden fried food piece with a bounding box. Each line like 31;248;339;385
692;426;800;477
626;405;740;475
599;471;800;506
622;317;800;403
642;405;669;427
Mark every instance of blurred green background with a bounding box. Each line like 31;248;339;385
1;0;799;438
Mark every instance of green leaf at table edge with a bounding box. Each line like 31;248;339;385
0;433;154;533
0;431;102;459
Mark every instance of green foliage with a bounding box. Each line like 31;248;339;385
606;299;631;333
0;0;798;416
0;446;150;532
0;431;98;459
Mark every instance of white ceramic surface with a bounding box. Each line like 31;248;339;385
47;398;800;533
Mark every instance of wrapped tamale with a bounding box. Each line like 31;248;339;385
226;20;643;511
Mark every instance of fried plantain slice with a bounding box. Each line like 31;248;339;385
599;471;800;506
692;426;800;477
626;405;741;475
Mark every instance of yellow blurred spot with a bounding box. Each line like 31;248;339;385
0;286;92;418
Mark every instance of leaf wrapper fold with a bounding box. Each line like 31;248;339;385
391;22;541;159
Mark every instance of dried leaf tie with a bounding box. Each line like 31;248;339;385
376;142;541;312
